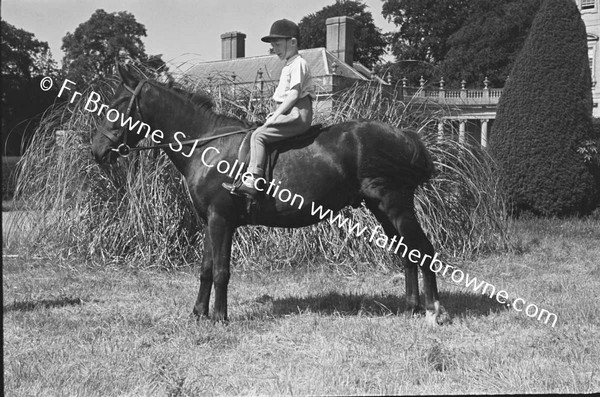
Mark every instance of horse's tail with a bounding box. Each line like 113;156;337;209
358;122;434;189
401;128;435;186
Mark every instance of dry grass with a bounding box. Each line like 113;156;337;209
2;211;49;251
3;218;599;395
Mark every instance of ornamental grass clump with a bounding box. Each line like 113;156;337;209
11;69;512;269
12;78;202;266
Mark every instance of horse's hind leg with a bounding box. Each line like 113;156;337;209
365;200;420;313
364;186;441;325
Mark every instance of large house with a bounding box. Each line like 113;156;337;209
578;0;600;115
187;16;384;119
187;3;600;147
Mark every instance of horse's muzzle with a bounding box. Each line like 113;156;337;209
92;148;118;164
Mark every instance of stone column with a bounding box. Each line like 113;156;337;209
437;121;444;142
481;119;489;148
459;120;466;145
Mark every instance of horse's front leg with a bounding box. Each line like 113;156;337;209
193;240;213;318
207;213;235;322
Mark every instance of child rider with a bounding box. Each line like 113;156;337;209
223;18;316;197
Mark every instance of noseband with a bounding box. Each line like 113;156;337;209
100;79;254;158
98;80;147;157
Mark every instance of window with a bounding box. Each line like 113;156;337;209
582;0;596;10
589;39;598;86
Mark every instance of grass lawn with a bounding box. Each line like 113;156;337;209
3;217;600;395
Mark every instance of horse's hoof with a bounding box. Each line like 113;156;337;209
407;305;424;316
211;313;229;324
426;310;439;326
426;301;450;326
191;309;210;322
436;309;452;325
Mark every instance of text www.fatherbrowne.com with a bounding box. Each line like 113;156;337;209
180;142;560;328
309;202;558;327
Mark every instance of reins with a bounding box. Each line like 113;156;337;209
104;79;254;158
111;127;254;157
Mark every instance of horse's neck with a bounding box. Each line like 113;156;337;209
149;88;245;137
144;87;243;176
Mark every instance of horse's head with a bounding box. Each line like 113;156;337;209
91;64;155;164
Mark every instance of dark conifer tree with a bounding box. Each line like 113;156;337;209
490;0;598;216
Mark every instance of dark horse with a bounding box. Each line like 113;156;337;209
91;65;443;325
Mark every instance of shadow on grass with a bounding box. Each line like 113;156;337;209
261;290;509;319
3;297;85;312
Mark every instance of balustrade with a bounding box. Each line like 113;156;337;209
397;76;502;106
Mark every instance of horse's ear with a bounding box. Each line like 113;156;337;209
117;63;139;89
166;74;175;88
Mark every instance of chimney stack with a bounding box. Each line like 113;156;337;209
221;31;246;60
326;16;355;65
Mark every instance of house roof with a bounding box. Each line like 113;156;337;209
187;47;372;86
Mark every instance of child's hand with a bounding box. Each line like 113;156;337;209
265;114;278;126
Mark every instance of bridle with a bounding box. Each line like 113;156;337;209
100;79;253;158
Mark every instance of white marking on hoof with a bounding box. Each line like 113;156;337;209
426;301;442;327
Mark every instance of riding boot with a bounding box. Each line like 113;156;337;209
222;173;260;199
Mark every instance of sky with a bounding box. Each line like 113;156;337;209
2;0;397;70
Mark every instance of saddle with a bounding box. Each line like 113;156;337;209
236;124;324;185
234;124;324;221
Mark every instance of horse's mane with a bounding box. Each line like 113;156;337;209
147;80;256;129
149;80;216;111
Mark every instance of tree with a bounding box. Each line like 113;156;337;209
440;0;540;88
299;0;386;68
1;20;57;79
380;0;539;88
490;0;598;216
380;0;469;84
61;9;166;85
1;20;59;155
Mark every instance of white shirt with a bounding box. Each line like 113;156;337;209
272;55;316;103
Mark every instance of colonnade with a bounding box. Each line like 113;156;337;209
437;118;491;148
